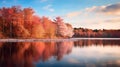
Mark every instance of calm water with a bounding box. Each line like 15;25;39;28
0;39;120;67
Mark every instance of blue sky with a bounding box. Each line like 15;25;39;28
0;0;120;29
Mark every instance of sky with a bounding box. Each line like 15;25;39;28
0;0;120;29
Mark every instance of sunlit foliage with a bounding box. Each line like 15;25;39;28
0;6;74;38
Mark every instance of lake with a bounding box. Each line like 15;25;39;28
0;38;120;67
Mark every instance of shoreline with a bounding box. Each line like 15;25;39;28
0;38;120;42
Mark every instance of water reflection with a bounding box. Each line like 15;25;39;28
74;40;120;47
0;40;120;67
0;41;73;67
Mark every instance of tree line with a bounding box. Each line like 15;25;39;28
0;6;119;38
73;28;120;38
0;6;74;38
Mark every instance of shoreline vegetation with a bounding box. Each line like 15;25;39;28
0;6;120;39
0;6;74;39
73;28;120;38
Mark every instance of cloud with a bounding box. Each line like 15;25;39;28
85;6;106;12
105;18;120;22
65;3;120;18
66;11;82;18
40;0;47;2
43;5;54;12
86;3;120;15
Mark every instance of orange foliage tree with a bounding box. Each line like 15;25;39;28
0;6;74;38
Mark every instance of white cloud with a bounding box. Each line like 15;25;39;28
43;5;54;12
65;3;120;18
66;11;82;18
85;3;120;15
64;3;120;29
105;18;120;23
85;6;106;12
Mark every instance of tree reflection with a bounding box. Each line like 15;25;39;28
56;41;73;61
74;40;120;47
0;41;73;67
0;40;119;67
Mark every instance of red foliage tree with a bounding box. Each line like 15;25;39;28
0;6;74;38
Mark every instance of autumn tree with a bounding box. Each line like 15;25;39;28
54;17;74;38
30;16;45;38
65;23;74;37
42;16;56;38
0;6;74;38
23;8;34;36
73;27;120;38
